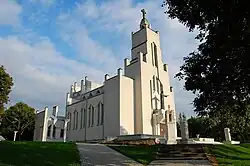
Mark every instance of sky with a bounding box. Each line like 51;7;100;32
0;0;198;116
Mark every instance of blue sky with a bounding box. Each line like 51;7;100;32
0;0;198;116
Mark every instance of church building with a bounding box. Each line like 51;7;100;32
65;9;177;143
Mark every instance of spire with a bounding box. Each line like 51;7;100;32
140;9;150;29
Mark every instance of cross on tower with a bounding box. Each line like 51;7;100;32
141;9;146;19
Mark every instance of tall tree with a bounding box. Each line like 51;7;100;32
0;66;13;124
0;102;35;140
162;0;250;116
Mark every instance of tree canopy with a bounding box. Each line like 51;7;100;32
0;102;35;140
0;66;13;111
162;0;250;116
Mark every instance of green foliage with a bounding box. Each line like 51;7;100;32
0;65;13;108
162;0;250;116
0;102;35;140
0;141;81;166
205;144;250;165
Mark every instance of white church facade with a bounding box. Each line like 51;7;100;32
65;9;177;143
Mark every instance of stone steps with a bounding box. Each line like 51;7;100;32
156;144;208;160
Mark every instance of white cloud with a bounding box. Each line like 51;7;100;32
0;0;22;26
0;36;105;114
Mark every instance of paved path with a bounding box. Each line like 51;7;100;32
76;143;142;166
149;160;212;166
76;143;212;166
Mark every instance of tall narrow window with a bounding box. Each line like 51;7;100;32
80;108;83;129
53;125;56;138
69;113;71;130
155;99;158;110
154;44;158;67
150;80;153;109
97;103;100;125
47;125;51;137
156;77;159;93
153;76;155;91
83;109;86;127
101;103;104;125
151;43;154;66
91;106;94;126
76;111;78;129
169;114;172;122
73;111;76;130
88;106;91;127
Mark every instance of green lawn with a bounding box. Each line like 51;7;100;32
108;145;159;165
109;143;250;165
205;143;250;166
0;141;81;166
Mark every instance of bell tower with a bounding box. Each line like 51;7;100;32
124;9;177;143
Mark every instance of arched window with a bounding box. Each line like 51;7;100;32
88;105;91;127
91;106;94;126
154;43;158;67
76;111;78;130
169;113;172;122
151;43;154;66
80;108;83;129
83;109;86;127
97;103;100;125
153;76;156;91
101;103;104;125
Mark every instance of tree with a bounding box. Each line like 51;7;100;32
0;65;13;109
0;102;35;140
162;0;250;116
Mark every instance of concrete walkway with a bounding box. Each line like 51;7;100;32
149;160;212;166
76;143;142;166
76;143;212;166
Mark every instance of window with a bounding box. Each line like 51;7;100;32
47;125;51;137
76;111;78;129
151;43;154;66
101;103;104;125
156;77;159;93
155;99;158;110
97;103;100;125
60;129;64;138
169;114;172;122
154;44;158;67
153;76;156;91
88;106;91;127
91;106;94;126
80;108;83;128
83;109;86;127
143;54;147;62
53;125;56;138
69;113;71;130
170;86;173;92
73;111;76;130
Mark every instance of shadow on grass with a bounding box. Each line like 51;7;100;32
0;141;81;166
205;144;250;166
108;144;159;165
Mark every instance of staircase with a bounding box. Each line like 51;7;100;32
157;144;208;160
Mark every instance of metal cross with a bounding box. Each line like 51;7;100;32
141;9;146;19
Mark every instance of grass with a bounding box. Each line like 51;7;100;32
0;141;81;166
109;143;250;165
108;144;159;165
205;143;250;166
